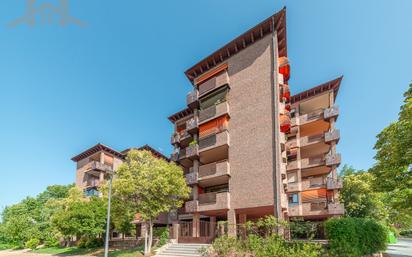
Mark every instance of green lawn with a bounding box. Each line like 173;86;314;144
0;244;12;250
32;246;145;257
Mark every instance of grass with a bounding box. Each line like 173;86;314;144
32;246;145;257
32;246;99;255
0;244;12;250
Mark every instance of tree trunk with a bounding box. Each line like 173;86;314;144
144;222;149;256
148;219;153;255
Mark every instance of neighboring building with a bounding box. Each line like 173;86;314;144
71;143;169;239
168;8;343;243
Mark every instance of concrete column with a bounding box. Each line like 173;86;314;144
227;209;237;236
100;152;105;164
171;221;179;241
192;213;200;237
210;216;216;238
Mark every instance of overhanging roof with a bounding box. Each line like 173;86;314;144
291;76;343;104
71;143;124;162
71;143;169;162
121;144;169;161
185;7;287;83
168;107;193;123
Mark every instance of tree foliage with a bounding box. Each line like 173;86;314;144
339;165;388;221
0;184;73;247
109;150;190;255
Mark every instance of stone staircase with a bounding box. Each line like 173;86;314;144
156;243;210;257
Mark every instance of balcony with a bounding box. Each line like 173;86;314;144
325;129;340;143
324;106;339;120
198;160;230;182
328;203;345;215
185;191;230;213
287;178;326;192
187;90;199;109
181;144;199;160
300;133;324;147
298;109;324;125
186;117;198;134
171;133;179;145
198;71;230;97
84;179;100;188
170;150;179;162
288;202;344;217
287;155;325;171
185;172;198;185
199;102;229;125
327;178;343;190
325;152;341;166
199;131;230;153
83;161;113;174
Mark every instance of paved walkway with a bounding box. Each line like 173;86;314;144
387;238;412;257
0;250;96;257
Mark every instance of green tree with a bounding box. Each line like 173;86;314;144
370;84;412;228
339;165;388;221
109;150;190;255
51;187;107;243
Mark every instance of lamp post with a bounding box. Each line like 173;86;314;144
104;171;114;257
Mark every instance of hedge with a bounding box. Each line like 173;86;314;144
325;217;388;257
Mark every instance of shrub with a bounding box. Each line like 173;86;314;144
400;229;412;238
325;217;387;257
153;227;169;247
25;238;40;250
77;237;103;248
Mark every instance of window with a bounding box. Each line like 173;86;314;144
288;193;299;205
199;86;228;110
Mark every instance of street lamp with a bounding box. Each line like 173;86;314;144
104;171;114;257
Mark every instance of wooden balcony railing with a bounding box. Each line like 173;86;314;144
199;102;229;124
198;71;229;97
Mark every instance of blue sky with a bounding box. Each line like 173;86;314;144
0;0;411;209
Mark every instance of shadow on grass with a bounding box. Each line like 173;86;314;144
33;246;145;257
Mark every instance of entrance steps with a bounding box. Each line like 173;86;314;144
156;243;210;257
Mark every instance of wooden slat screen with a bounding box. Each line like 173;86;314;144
301;189;327;203
199;115;229;138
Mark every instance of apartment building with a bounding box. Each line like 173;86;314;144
168;8;343;243
71;143;169;238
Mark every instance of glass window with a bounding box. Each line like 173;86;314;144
199;87;228;110
288;193;299;205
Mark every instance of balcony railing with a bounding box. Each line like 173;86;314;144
287;178;326;192
199;102;229;124
289;202;343;217
198;71;229;97
185;200;198;213
198;160;230;179
325;152;341;166
300;133;324;147
328;203;345;215
184;191;230;213
199;131;230;152
83;161;113;173
327;178;343;190
186;117;198;134
185;144;199;160
325;129;340;143
298;109;324;125
170;150;179;162
324;106;339;119
185;172;198;185
86;179;100;188
187;90;199;108
171;133;179;145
